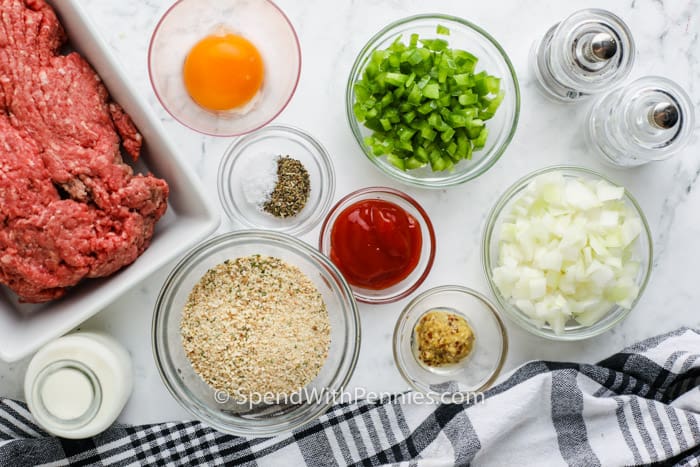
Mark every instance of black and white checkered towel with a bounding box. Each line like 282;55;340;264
1;327;699;466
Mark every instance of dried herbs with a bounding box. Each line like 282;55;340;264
263;156;310;218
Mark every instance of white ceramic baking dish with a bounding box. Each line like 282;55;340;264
0;0;220;362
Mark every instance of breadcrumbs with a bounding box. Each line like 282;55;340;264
180;255;330;401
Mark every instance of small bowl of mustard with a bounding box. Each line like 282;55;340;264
393;285;508;398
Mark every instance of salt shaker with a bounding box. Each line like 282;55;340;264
24;331;133;439
586;76;695;167
531;9;635;102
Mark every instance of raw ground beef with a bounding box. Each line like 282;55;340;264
0;0;169;302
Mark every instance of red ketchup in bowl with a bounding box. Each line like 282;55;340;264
330;199;422;290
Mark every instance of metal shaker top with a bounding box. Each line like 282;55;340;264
619;77;694;154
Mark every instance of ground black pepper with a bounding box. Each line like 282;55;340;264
263;156;310;218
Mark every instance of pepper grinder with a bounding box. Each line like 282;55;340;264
531;9;635;102
586;76;695;167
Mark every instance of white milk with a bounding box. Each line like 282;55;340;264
24;331;133;439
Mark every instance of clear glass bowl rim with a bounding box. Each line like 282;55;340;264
318;186;437;304
147;0;302;137
481;165;654;341
392;284;509;396
151;230;361;436
216;124;336;236
345;13;521;188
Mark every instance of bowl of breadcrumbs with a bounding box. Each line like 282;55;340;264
152;230;360;437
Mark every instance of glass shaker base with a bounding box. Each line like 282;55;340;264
530;30;586;103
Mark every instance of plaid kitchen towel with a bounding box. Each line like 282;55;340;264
1;328;700;466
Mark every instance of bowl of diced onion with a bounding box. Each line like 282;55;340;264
346;14;520;188
482;166;652;340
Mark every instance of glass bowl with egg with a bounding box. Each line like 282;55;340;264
148;0;301;136
319;187;436;304
218;125;335;236
482;166;653;341
393;285;508;397
152;230;360;437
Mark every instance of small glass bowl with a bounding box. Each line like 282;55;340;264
482;166;653;341
218;125;335;236
393;285;508;397
152;231;360;437
148;0;301;136
319;187;436;304
346;14;520;188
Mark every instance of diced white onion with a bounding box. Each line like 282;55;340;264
492;173;643;334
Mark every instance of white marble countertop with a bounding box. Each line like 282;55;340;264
1;0;699;425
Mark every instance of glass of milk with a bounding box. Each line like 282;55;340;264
24;331;133;439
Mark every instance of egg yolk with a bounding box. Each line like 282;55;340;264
183;33;264;111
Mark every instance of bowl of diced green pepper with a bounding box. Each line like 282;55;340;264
346;14;520;188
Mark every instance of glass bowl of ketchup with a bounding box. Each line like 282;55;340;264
319;187;436;304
